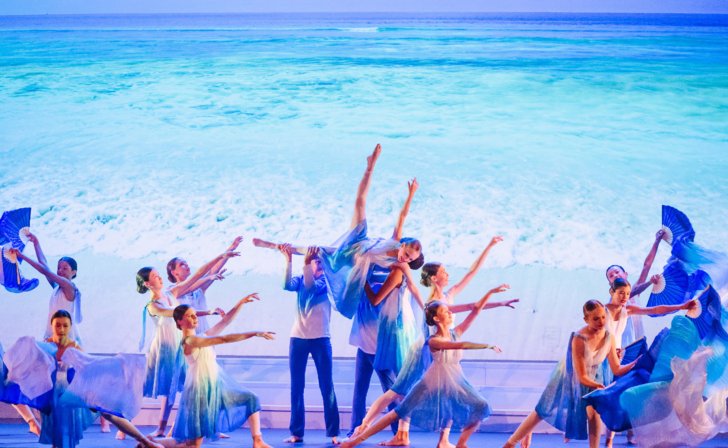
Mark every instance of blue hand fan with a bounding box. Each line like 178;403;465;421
620;337;647;367
661;205;695;245
0;252;39;293
0;207;31;251
647;262;689;307
688;270;712;297
688;285;728;341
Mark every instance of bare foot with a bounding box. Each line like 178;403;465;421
627;430;636;445
367;144;382;170
605;436;613;448
116;430;126;440
379;431;410;446
332;436;341;445
283;435;303;443
147;428;165;438
217;432;231;439
438;441;456;448
351;423;368;438
27;419;40;436
100;418;111;433
341;440;357;448
252;433;272;448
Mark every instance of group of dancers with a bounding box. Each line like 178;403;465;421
1;144;727;448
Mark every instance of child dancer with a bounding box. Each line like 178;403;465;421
166;236;242;335
601;277;696;447
279;245;339;444
351;237;518;446
343;292;503;448
154;297;274;448
9;234;82;434
136;253;236;437
503;300;639;448
3;310;163;448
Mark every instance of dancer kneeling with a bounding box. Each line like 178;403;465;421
503;300;638;448
343;299;501;448
154;296;274;448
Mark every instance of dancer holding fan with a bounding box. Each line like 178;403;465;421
0;207;39;293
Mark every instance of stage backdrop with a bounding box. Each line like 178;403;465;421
1;13;726;360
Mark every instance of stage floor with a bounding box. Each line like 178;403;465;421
1;424;727;447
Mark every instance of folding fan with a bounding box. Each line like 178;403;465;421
647;262;689;307
687;285;728;341
0;207;38;293
661;205;695;245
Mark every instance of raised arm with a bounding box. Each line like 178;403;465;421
198;236;243;293
278;244;296;290
446;236;503;298
205;293;259;337
428;335;501;352
302;246;319;289
628;297;697;317
351;144;381;229
454;283;509;336
392;178;418;240
26;232;53;286
10;248;76;301
170;250;240;298
364;269;404;307
631;229;666;298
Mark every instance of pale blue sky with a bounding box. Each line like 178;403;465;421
1;0;727;15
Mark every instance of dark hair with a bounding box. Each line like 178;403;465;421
425;300;444;326
583;299;604;317
51;309;73;325
421;262;442;287
173;304;191;330
610;277;631;293
136;267;153;294
605;264;625;280
408;253;425;270
400;237;423;269
166;257;182;283
59;256;78;279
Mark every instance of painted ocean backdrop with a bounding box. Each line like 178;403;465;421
1;13;726;359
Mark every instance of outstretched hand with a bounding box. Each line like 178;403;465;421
650;274;662;285
502;298;520;309
26;231;39;244
656;228;666;241
490;345;503;353
228;236;244;251
239;293;260;305
683;298;699;312
222;250;240;260
488;235;504;247
407;177;419;196
490;283;510;294
212;307;226;316
256;331;276;340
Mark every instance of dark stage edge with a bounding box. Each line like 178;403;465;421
1;424;727;447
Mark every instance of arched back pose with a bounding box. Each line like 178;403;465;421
278;245;339;444
153;297;274;448
314;145;423;434
342;291;504;448
504;300;639;448
136;252;237;437
166;236;242;335
351;237;518;446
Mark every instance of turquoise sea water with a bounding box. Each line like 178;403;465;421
0;13;727;273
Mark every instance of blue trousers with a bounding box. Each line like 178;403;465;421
350;348;398;434
289;337;340;438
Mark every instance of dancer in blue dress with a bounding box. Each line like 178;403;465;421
9;234;83;434
153;296;274;448
351;236;518;446
504;300;638;448
342;295;503;448
314;145;423;434
3;310;163;448
136;255;236;438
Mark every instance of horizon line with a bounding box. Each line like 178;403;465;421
3;11;728;17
